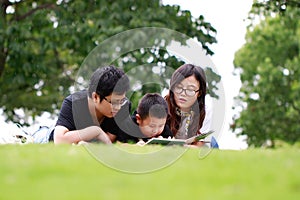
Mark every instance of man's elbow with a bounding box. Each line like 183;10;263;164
53;134;67;144
53;126;72;144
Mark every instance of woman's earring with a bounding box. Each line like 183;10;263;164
198;91;202;97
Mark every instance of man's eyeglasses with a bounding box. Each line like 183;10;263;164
173;86;200;97
103;97;128;107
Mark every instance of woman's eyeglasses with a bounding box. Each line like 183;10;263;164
173;86;199;97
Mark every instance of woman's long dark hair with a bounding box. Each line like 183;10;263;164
165;64;207;137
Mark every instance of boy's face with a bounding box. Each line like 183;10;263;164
136;115;166;138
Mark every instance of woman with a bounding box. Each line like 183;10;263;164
165;64;208;143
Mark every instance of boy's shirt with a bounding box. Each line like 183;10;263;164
116;111;173;143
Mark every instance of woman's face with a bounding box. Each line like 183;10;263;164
173;75;200;112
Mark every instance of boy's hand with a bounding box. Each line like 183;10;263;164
136;139;146;146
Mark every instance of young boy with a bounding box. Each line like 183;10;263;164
115;93;173;144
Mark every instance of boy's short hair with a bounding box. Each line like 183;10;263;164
137;93;168;120
88;65;130;100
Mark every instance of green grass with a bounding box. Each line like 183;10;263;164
0;144;299;200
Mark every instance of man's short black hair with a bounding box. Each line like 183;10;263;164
137;93;168;120
88;65;130;99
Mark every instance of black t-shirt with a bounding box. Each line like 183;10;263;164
48;90;130;141
116;111;173;143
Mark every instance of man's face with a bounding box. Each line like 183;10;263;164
95;92;127;118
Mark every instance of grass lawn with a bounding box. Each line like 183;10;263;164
0;144;299;200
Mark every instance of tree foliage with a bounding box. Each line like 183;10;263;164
232;1;300;147
0;0;219;125
250;0;300;16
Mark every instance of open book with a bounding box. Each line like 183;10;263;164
144;130;214;145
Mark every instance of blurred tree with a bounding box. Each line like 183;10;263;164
0;0;219;125
232;0;300;147
250;0;300;16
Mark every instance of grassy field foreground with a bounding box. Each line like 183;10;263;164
0;144;299;200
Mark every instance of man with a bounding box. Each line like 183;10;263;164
49;65;130;144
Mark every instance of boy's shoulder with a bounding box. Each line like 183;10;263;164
160;124;173;138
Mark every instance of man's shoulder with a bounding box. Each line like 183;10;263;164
67;90;87;101
62;91;88;108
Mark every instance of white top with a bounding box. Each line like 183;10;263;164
200;95;212;134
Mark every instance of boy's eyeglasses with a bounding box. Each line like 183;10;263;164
173;86;199;97
103;97;128;107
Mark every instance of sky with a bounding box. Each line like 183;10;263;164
162;0;254;149
1;0;253;150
